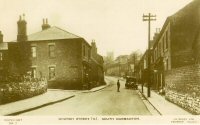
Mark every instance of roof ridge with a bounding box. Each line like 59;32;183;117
53;26;83;38
171;0;198;18
27;26;82;41
27;27;52;38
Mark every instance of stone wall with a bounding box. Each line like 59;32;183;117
0;78;47;104
165;64;200;114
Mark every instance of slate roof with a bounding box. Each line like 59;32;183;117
152;0;200;49
28;26;81;41
0;42;8;50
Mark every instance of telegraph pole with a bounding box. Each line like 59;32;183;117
143;13;156;97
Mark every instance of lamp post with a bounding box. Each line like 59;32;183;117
143;13;156;97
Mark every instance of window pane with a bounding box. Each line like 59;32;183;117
49;67;55;79
31;46;36;57
49;45;55;58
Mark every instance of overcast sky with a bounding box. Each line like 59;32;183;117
0;0;193;57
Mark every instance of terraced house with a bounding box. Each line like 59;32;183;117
136;0;200;114
0;16;104;90
136;0;200;91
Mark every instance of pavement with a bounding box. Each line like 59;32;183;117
0;83;109;116
138;85;192;115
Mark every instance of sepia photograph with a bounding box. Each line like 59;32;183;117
0;0;200;124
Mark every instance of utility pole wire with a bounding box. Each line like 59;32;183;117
142;13;156;97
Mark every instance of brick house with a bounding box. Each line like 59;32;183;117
106;63;120;76
106;55;129;77
153;0;200;92
136;0;200;93
0;31;9;80
135;38;155;87
135;50;148;84
89;41;105;88
151;20;171;91
0;16;104;90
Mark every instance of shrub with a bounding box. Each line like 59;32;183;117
0;75;47;104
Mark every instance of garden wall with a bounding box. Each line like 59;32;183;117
0;78;47;104
165;64;200;114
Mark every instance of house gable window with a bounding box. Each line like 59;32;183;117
31;46;37;58
49;44;55;58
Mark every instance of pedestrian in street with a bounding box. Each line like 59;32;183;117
117;80;120;92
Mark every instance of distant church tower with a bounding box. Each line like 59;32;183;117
17;14;27;42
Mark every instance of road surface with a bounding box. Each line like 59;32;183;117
20;77;152;115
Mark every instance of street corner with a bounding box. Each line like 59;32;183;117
82;84;110;93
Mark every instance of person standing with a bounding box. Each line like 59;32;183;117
117;80;120;92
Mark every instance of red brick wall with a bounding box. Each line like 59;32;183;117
30;38;84;89
165;64;200;114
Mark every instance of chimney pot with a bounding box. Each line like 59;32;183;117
43;19;45;24
46;18;48;24
42;18;50;30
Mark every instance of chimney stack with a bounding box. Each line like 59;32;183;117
153;28;160;41
91;39;97;54
0;31;3;43
17;14;27;42
42;18;51;30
